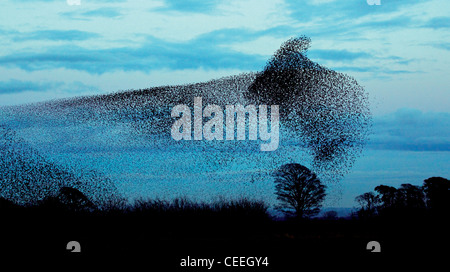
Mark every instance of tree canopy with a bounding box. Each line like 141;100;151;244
273;163;326;218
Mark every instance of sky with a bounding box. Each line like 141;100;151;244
0;0;449;207
0;0;449;114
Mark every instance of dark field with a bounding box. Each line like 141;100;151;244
1;196;448;268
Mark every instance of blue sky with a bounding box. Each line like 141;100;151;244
0;0;449;206
0;0;448;114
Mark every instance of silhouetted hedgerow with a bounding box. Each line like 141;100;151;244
0;189;269;223
126;197;270;223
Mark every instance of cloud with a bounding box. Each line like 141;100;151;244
308;49;372;61
432;42;450;51
282;0;431;44
368;109;450;151
310;0;337;5
1;0;448;111
422;16;450;29
331;66;417;75
0;79;99;96
0;49;100;67
12;30;100;41
0;22;420;78
156;0;221;13
0;80;62;94
61;7;123;19
14;0;127;2
81;7;123;18
285;0;428;24
0;32;268;73
13;0;56;1
356;16;415;29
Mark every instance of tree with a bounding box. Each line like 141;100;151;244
355;192;380;217
423;177;450;211
375;184;425;211
397;183;425;209
273;163;326;218
374;185;397;209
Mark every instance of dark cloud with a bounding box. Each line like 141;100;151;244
369;109;450;151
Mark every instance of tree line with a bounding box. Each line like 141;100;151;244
272;163;450;220
355;177;450;218
1;160;448;221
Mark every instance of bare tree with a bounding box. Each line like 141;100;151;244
273;163;326;218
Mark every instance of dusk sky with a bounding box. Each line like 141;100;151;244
1;0;449;207
0;0;448;113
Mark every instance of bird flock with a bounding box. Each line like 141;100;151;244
0;37;371;206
